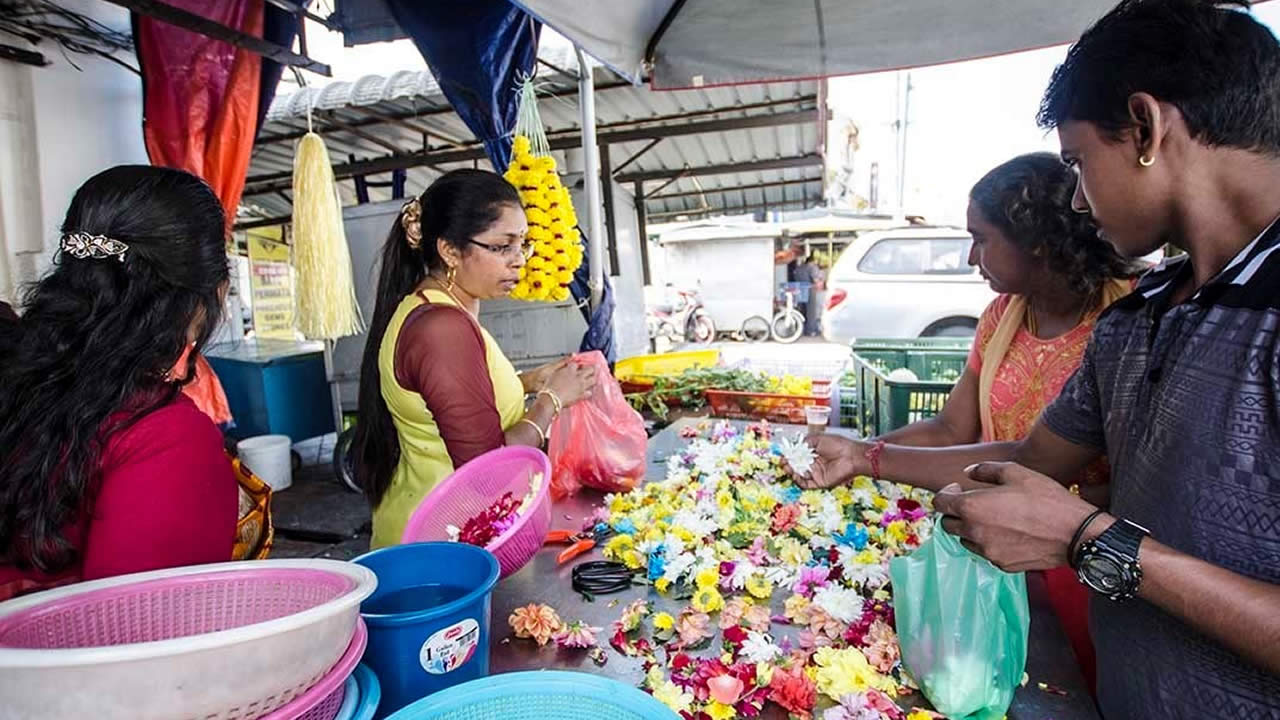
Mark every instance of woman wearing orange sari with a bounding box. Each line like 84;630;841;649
813;153;1139;691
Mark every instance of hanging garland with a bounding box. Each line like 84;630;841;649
502;77;585;302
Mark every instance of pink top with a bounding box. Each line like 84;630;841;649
967;294;1109;486
0;395;238;601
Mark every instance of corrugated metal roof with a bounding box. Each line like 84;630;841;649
243;46;824;225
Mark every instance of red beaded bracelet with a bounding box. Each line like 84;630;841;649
865;440;887;480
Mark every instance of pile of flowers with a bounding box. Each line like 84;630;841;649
595;421;939;719
447;472;542;547
502;135;584;302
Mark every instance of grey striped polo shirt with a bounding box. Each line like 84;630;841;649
1043;225;1280;720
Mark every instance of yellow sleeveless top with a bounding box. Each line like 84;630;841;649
370;289;525;548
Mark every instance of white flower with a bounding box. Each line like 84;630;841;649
692;440;733;476
814;495;846;534
445;525;460;542
672;508;718;537
663;551;697;582
777;433;816;477
808;534;835;551
847;562;891;592
763;564;797;588
664;533;687;558
741;631;782;664
729;560;760;590
813;585;863;623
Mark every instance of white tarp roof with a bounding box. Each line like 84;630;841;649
511;0;1122;88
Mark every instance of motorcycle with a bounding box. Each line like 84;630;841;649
646;286;716;347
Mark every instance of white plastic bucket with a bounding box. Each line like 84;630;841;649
237;435;293;491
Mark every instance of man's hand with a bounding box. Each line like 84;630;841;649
793;434;869;489
932;461;1107;572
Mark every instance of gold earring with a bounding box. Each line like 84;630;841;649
1138;154;1155;167
446;266;457;290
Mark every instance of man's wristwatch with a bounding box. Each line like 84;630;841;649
1074;518;1149;601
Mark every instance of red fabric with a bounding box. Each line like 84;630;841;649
0;395;238;601
1045;566;1096;694
395;302;505;468
135;0;263;222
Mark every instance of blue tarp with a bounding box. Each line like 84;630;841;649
388;0;616;362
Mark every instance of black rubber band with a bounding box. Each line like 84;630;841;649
571;561;635;595
1067;509;1106;570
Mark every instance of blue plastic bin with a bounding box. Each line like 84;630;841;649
385;671;679;720
353;543;500;719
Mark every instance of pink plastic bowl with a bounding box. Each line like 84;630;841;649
401;446;552;578
0;559;376;720
259;619;367;720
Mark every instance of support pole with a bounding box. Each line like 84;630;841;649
576;46;606;311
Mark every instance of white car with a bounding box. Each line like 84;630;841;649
822;227;995;342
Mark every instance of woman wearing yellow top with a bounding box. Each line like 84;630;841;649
353;169;596;547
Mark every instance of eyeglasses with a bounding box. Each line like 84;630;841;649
469;239;535;260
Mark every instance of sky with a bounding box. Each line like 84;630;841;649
289;2;1280;227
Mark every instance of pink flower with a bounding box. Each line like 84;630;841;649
792;565;831;599
746;537;773;566
676;608;712;649
772;504;802;533
863;619;900;673
822;691;905;720
744;604;773;633
719;596;752;630
553;620;602;649
769;665;818;719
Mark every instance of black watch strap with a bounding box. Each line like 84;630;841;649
1077;518;1149;601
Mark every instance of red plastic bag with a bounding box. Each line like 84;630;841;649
548;351;647;500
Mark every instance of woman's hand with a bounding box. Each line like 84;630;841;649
793;434;872;489
545;360;597;408
521;357;569;394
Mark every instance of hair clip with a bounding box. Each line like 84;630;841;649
60;232;128;262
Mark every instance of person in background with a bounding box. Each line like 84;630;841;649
801;2;1280;716
353;169;596;548
874;151;1139;690
799;253;825;336
0;166;238;600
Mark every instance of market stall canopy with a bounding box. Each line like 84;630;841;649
334;0;1121;88
241;45;824;226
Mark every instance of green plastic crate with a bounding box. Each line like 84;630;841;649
838;344;970;436
849;337;974;352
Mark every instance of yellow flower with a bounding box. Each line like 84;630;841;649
745;573;773;600
906;711;934;720
674;527;695;544
715;489;735;512
653;612;675;631
692;587;724;614
622;549;645;570
655;577;672;594
652;680;694;714
755;663;775;687
706;701;737;720
812;647;897;701
604;534;634;560
784;594;812;624
777;537;812;567
695;566;720;589
886;520;909;544
873;495;890;510
855;548;879;565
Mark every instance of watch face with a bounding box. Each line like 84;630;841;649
1081;554;1125;594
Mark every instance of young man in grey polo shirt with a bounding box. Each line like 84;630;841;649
801;1;1280;717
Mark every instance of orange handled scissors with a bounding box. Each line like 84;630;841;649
545;525;614;565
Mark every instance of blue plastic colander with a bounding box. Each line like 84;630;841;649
383;671;678;720
348;664;381;720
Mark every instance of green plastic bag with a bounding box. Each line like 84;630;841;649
890;516;1029;720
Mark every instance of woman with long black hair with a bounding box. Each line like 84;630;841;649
352;169;595;548
0;165;238;600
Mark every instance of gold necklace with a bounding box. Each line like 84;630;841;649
1026;290;1096;337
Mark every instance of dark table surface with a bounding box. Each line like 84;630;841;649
488;418;1101;719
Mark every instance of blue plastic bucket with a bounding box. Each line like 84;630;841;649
353;543;500;719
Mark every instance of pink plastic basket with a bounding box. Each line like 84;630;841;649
401;446;552;578
0;560;376;720
258;619;367;720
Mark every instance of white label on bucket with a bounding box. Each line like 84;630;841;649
419;618;480;675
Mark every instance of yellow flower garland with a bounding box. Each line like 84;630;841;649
502;135;585;302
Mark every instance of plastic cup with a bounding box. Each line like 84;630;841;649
805;405;832;433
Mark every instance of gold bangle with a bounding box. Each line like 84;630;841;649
517;417;546;446
537;388;564;415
